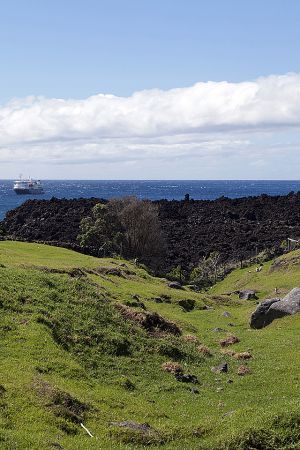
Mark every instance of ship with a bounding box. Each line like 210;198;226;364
13;177;44;195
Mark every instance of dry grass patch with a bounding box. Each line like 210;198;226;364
161;361;183;374
221;350;252;360
237;365;251;376
183;334;199;344
197;345;213;357
219;335;240;347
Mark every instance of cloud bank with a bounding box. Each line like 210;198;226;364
1;73;300;168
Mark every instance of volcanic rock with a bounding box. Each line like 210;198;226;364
174;373;198;383
250;287;300;329
239;290;257;300
4;193;300;275
211;362;228;373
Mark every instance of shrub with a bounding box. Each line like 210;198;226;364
178;299;195;312
190;252;221;288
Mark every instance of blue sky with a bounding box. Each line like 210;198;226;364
1;0;300;179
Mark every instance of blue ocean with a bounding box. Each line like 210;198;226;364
1;179;300;220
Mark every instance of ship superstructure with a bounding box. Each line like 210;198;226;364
13;177;44;195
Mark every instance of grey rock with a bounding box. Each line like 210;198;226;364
175;373;198;383
239;290;257;300
222;311;231;318
50;444;63;450
189;387;200;394
250;287;300;329
168;281;183;290
211;362;228;373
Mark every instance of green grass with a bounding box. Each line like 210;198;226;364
212;248;300;300
0;241;299;449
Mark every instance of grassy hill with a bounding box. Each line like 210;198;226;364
0;241;299;449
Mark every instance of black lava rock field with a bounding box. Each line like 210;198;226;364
2;192;300;272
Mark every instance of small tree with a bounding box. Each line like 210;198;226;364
114;197;166;263
78;197;166;268
166;265;183;283
78;203;124;256
0;223;5;240
190;251;221;288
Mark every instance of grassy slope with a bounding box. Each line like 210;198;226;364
0;241;299;450
212;248;300;300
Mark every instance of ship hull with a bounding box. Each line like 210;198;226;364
14;188;44;195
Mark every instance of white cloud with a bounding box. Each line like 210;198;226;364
1;73;300;168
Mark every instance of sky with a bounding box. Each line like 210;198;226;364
1;0;300;179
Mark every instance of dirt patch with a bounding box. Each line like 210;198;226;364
33;379;89;425
115;304;181;336
109;420;164;446
110;421;152;432
32;266;86;278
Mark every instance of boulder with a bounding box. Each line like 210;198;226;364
239;290;257;300
250;287;300;329
211;362;228;373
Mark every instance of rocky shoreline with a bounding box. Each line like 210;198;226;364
2;192;300;272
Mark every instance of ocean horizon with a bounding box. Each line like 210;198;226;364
1;179;300;220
